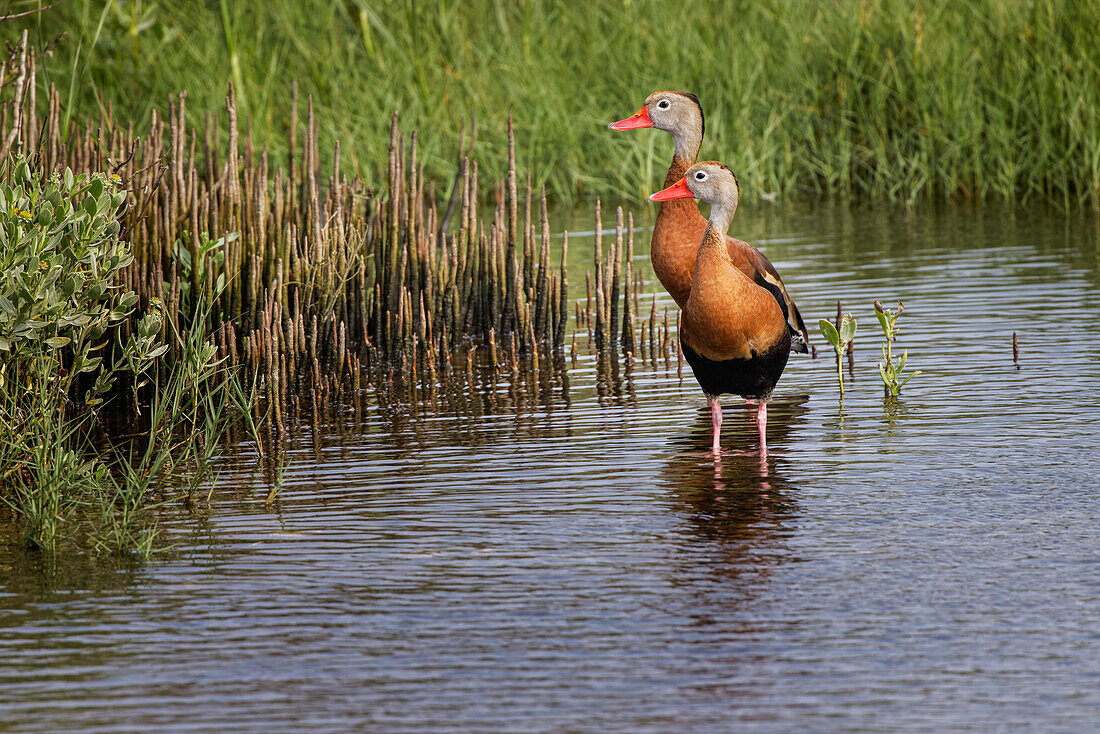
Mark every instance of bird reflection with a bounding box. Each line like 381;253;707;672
660;394;808;611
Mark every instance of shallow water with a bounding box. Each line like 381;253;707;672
3;201;1100;733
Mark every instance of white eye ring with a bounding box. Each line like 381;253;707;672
694;171;707;181
657;99;671;110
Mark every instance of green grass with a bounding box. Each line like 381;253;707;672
5;0;1099;206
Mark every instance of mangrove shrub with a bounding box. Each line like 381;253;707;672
0;156;170;550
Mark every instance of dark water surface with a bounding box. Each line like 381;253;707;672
3;202;1100;732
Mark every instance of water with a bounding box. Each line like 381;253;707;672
3;201;1100;732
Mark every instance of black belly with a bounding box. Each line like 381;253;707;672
681;334;790;400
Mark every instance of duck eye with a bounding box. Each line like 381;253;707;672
694;171;707;181
657;99;671;110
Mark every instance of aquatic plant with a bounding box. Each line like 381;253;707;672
874;300;921;397
0;25;690;555
0;159;153;402
0;28;666;500
819;313;857;399
0;157;147;547
1;28;660;431
91;294;252;556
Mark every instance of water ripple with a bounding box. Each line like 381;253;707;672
2;202;1100;733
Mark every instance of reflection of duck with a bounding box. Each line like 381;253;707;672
660;397;807;600
668;448;795;525
667;393;809;497
661;439;796;607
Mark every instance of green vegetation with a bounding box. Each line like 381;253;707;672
1;24;600;557
874;300;921;396
0;156;250;554
820;312;857;399
6;0;1100;206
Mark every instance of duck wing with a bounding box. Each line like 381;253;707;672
726;235;810;353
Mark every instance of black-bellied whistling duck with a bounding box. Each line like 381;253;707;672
608;91;808;353
650;162;790;456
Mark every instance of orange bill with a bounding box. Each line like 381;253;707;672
607;106;653;131
649;177;694;202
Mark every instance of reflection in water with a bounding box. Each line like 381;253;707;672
661;395;809;607
0;533;142;601
881;395;915;440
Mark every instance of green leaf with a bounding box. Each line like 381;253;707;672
45;336;71;349
88;177;104;200
839;315;857;344
899;371;923;389
61;276;79;298
875;310;890;335
78;356;102;373
818;319;839;347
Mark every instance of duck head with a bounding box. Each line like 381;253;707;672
649;161;740;231
608;91;704;161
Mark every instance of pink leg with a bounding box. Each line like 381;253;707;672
756;400;768;454
708;396;722;456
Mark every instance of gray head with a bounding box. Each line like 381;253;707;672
649;161;740;231
608;90;705;160
683;161;739;205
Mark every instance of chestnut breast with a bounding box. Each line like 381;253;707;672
681;234;788;362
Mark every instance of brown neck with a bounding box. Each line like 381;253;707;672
699;225;730;258
664;155;694;187
659;155;702;220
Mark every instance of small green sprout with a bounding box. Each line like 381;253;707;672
874;300;922;396
819;313;856;398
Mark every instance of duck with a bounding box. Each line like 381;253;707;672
650;162;790;456
609;91;808;353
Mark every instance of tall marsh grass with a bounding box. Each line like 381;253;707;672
7;0;1100;206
